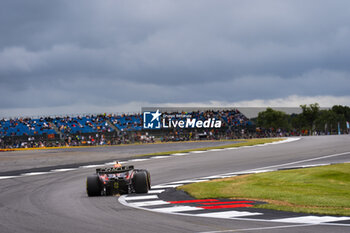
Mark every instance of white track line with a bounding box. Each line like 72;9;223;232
195;210;263;219
201;175;236;179
21;172;51;176
194;151;350;185
151;156;170;159
168;179;210;184
147;189;165;194
196;224;316;233
247;169;274;173
0;176;18;180
190;151;207;154
241;151;350;173
104;162;116;165
51;168;77;172
129;159;149;162
152;206;201;213
124;195;159;201
0;137;300;181
152;184;182;189
272;216;350;224
171;153;187;156
79;165;101;168
301;164;329;168
131;200;170;207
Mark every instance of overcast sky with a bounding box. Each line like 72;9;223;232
1;0;350;117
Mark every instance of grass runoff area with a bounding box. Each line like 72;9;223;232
137;138;282;157
179;163;350;216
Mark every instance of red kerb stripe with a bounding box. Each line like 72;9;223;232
200;201;254;205
169;199;219;204
201;204;253;209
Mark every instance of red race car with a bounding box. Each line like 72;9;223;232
86;164;151;196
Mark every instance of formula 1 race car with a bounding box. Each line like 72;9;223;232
86;165;151;196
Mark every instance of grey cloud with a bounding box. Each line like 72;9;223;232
1;0;350;116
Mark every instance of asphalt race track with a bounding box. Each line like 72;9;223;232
0;135;349;233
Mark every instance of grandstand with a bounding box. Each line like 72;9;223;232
0;109;253;149
110;114;143;131
0;118;56;137
52;116;114;134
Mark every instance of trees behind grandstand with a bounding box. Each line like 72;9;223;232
256;108;291;131
256;104;350;134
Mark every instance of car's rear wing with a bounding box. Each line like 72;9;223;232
96;165;134;174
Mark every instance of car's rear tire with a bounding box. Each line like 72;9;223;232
133;172;149;194
139;169;151;190
86;175;102;197
145;170;151;190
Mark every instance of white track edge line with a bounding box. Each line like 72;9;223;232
0;137;300;180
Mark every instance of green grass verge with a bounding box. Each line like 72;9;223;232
0;138;281;152
137;138;282;157
179;163;350;216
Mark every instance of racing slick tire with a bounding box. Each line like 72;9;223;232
139;169;151;190
87;175;102;197
146;170;151;190
133;172;149;194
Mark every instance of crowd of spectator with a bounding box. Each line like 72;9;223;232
0;109;254;149
110;114;142;131
1;132;143;149
0;117;56;137
52;115;114;134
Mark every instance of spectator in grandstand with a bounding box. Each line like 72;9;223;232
0;109;255;149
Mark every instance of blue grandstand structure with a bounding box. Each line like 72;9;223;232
52;115;114;134
0;109;254;148
0;118;56;137
0;109;252;136
110;114;142;131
